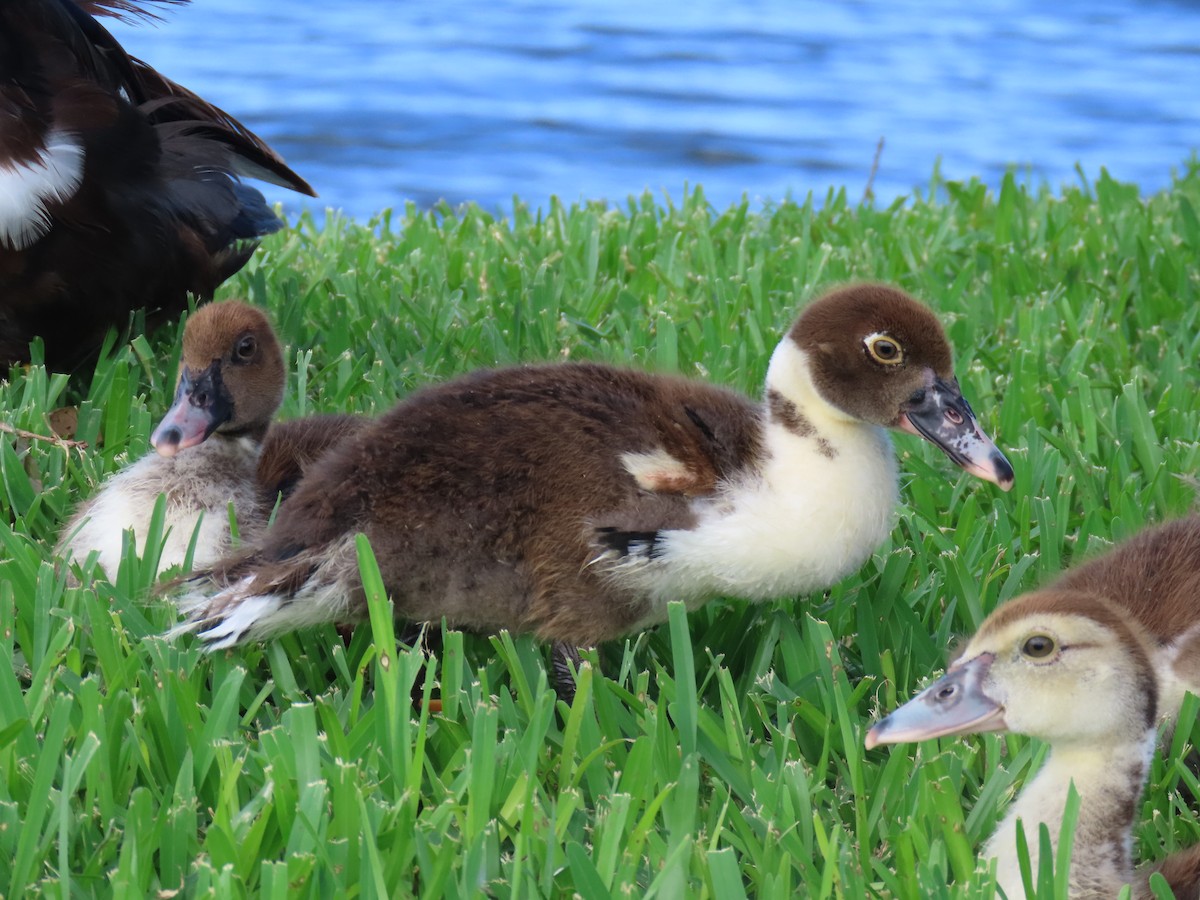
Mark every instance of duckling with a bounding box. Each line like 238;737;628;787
257;413;367;510
866;516;1200;899
0;0;315;371
172;284;1014;667
868;592;1161;899
58;300;285;577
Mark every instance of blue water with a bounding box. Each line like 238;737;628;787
107;0;1200;220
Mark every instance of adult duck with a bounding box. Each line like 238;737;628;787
172;284;1014;687
866;516;1200;899
0;0;315;371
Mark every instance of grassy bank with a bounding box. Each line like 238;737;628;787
4;167;1200;897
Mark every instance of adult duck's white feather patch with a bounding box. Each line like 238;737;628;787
0;131;85;249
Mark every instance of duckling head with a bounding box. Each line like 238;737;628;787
771;284;1014;490
866;590;1159;749
151;301;284;458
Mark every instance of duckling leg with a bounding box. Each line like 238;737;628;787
397;620;430;650
551;642;585;706
400;623;445;713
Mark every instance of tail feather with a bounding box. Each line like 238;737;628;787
194;593;288;648
164;536;362;649
167;574;298;649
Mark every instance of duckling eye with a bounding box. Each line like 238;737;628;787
234;335;257;361
865;334;904;365
1021;634;1056;659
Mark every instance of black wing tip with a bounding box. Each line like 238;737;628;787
595;527;666;560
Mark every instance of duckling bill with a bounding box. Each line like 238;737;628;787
870;515;1200;749
172;285;1012;656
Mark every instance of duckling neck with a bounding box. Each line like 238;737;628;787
754;340;898;520
217;421;270;445
986;732;1154;900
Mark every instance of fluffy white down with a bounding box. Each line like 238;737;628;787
984;737;1154;900
0;131;84;250
173;534;363;645
623;341;899;627
59;437;263;578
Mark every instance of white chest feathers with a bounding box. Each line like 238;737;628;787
626;340;899;617
642;417;898;608
59;436;264;578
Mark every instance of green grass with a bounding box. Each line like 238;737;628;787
5;164;1200;896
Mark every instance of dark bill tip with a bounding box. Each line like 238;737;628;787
899;379;1014;491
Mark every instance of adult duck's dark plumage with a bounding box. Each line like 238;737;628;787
0;0;315;370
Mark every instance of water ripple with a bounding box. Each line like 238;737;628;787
105;0;1200;219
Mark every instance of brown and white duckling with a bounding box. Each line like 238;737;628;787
58;301;285;577
173;284;1013;661
0;0;315;371
866;516;1200;899
868;592;1161;899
